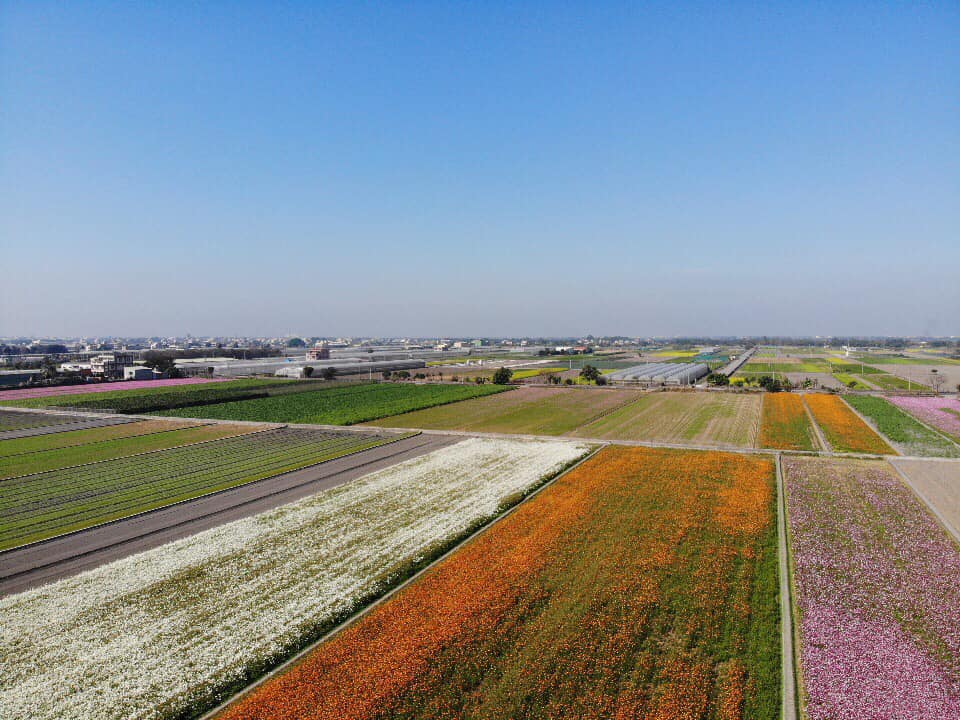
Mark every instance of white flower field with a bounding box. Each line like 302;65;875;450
0;438;589;720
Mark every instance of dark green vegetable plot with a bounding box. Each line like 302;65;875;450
156;383;510;425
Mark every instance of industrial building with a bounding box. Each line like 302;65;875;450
123;366;157;381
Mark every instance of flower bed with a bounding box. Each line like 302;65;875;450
888;396;960;441
845;395;960;457
784;457;960;718
217;446;780;720
0;438;589;720
759;393;818;450
803;393;894;454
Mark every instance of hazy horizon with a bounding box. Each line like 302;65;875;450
3;3;958;338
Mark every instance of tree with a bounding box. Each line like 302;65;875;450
564;378;574;385
579;364;600;382
41;358;58;381
382;371;392;381
758;375;782;393
321;367;337;381
286;337;306;348
302;366;314;378
595;375;608;386
475;376;487;384
143;354;182;378
706;372;730;387
492;367;514;384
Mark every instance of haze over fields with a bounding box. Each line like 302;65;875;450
1;3;957;336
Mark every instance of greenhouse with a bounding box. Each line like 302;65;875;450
605;362;710;385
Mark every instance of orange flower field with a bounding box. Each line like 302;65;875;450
803;394;894;455
759;393;818;451
218;446;780;720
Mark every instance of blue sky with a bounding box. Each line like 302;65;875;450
2;2;957;337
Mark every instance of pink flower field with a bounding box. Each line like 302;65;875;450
0;377;228;402
889;395;960;440
785;456;960;719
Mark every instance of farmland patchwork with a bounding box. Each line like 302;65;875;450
0;438;589;720
217;446;780;720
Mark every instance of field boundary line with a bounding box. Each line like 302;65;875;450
752;393;764;448
839;397;902;456
880;397;960;453
888;460;960;546
776;453;799;720
0;431;418;561
335;424;930;460
198;444;603;720
566;392;650;434
800;395;830;453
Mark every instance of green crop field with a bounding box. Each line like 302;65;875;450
826;362;883;375
0;427;397;550
832;373;874;390
0;420;197;458
368;386;640;434
844;396;960;458
573;392;761;447
0;423;257;480
2;378;311;412
868;373;929;391
157;383;509;425
0;419;200;457
744;362;829;374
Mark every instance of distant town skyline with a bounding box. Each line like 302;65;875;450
2;3;958;337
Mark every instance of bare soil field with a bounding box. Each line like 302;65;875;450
572;391;761;447
784;372;846;390
886;364;960;392
890;458;960;538
367;386;641;435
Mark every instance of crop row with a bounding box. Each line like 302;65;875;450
219;445;780;720
0;423;256;481
0;419;200;458
0;438;589;720
157;382;509;425
0;427;395;550
784;457;960;718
